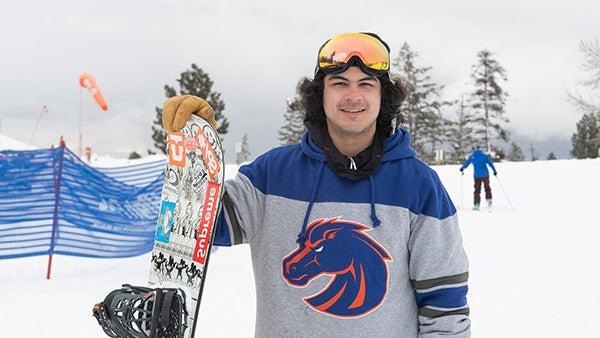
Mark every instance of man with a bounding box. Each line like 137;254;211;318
163;32;470;337
460;146;497;210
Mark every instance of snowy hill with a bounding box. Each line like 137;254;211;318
0;134;36;150
89;153;166;168
1;158;599;337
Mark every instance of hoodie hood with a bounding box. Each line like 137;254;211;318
294;128;417;243
300;128;417;165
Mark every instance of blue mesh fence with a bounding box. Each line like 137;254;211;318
0;146;165;259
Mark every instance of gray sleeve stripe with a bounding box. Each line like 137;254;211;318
223;192;243;245
419;307;470;318
411;272;469;290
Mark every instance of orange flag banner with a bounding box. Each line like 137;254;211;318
79;73;108;111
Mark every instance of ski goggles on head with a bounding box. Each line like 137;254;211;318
316;32;391;76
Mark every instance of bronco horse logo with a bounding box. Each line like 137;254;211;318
282;217;392;318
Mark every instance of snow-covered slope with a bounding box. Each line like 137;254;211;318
1;158;599;337
0;134;36;150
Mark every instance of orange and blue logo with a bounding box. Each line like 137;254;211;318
282;217;392;318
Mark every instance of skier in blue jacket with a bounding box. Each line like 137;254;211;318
460;146;497;210
162;32;470;337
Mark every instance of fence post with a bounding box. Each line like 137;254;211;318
47;138;66;280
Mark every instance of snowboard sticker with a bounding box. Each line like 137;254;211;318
156;201;176;244
149;115;225;338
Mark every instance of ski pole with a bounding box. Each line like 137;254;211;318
460;172;464;210
494;175;515;212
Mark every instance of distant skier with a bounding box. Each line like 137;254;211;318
460;146;497;210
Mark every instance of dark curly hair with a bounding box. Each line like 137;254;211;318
298;73;406;136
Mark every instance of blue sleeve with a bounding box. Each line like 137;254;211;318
486;156;497;173
213;209;233;246
409;171;471;335
459;156;472;171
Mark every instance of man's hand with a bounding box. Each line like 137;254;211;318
162;95;217;132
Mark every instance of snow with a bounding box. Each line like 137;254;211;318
89;153;166;167
0;134;36;150
1;158;599;337
0;134;164;166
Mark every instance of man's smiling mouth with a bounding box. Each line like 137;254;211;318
340;108;366;113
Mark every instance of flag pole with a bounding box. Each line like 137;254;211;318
29;105;47;145
78;87;83;157
47;136;66;280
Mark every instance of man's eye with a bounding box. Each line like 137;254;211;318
332;82;347;86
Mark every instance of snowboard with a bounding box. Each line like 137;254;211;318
93;115;224;338
149;115;225;338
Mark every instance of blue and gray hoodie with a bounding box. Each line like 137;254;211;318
214;129;470;337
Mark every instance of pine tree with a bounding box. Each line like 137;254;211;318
491;145;506;161
421;110;449;164
278;97;306;145
528;143;539;161
152;64;229;154
128;151;141;159
446;95;475;164
393;43;449;160
570;113;600;158
469;50;510;152
506;142;525;161
236;133;251;164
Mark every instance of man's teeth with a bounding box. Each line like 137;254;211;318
341;108;365;113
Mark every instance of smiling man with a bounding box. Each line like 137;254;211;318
162;32;471;337
322;67;381;157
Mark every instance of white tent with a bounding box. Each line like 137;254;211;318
0;134;36;151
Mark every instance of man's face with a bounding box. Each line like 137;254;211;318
322;66;382;140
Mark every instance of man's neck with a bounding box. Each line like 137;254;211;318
327;125;376;157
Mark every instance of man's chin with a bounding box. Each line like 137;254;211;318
337;125;372;136
327;120;377;138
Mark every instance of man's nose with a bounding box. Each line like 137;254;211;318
343;84;363;102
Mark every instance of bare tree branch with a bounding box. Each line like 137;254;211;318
567;90;600;115
569;38;600;116
578;38;600;89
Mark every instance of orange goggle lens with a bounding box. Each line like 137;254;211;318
318;33;390;72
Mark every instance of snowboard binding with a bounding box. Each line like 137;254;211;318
93;284;188;338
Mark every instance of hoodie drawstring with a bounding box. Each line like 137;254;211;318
348;156;357;170
297;161;325;243
296;162;382;244
368;175;382;228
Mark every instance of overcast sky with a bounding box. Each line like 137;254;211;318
1;0;598;161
